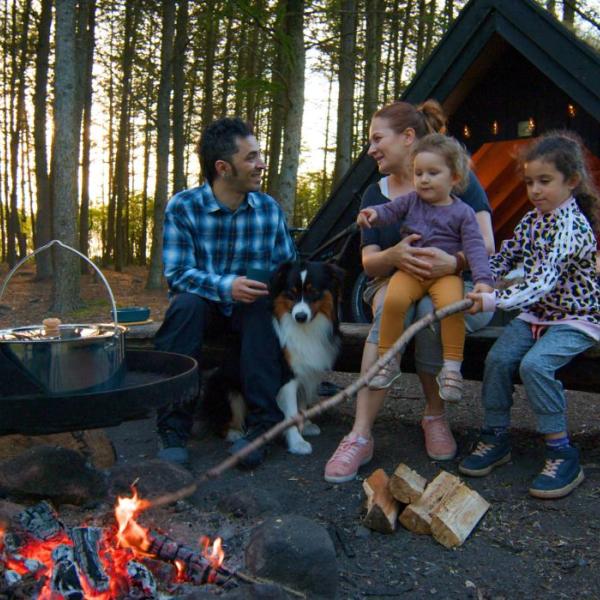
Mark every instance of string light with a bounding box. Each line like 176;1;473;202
491;120;499;135
528;117;535;133
462;124;471;139
567;103;576;118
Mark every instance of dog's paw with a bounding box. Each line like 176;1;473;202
288;438;313;455
225;429;244;443
302;422;321;437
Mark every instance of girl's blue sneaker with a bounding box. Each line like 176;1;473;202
458;430;511;477
529;446;584;499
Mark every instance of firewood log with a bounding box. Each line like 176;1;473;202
430;483;490;548
399;470;461;534
389;463;427;504
362;469;399;534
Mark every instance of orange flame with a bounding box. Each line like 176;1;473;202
115;488;152;553
199;535;225;581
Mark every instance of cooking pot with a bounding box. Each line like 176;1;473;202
0;240;126;395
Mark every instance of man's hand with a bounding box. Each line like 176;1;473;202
465;292;485;314
232;276;269;303
357;208;378;228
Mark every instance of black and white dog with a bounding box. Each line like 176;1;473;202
202;261;343;455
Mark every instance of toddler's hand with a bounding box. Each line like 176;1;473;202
466;292;484;314
357;208;377;228
472;282;493;294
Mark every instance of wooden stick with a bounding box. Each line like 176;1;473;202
150;299;474;505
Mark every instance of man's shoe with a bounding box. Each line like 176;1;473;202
458;430;511;477
368;357;401;390
229;424;270;469
421;415;457;461
157;429;189;465
529;446;585;499
324;433;374;483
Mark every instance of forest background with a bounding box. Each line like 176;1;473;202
0;0;599;312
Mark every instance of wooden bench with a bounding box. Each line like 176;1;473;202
126;321;600;394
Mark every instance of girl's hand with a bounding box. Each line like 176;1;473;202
357;208;378;228
472;282;494;294
465;292;484;314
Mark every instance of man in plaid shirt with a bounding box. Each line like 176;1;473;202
154;117;296;468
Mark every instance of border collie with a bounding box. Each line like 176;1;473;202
202;261;344;455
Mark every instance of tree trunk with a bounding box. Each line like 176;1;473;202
219;11;234;116
52;0;81;313
140;116;151;265
33;0;53;279
172;0;188;194
363;0;381;139
266;0;286;198
395;0;413;97
8;0;31;266
146;0;176;290
277;0;305;220
79;0;96;271
103;17;116;266
332;0;357;187
113;2;141;272
201;0;217;133
444;0;454;27
415;0;427;69
562;0;575;26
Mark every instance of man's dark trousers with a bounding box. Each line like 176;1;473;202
154;292;285;440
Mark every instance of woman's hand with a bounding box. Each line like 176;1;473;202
386;234;456;281
357;208;378;228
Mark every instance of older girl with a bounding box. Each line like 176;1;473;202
460;132;600;499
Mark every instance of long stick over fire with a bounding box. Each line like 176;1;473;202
151;299;474;507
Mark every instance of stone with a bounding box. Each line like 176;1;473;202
215;488;282;519
0;431;116;470
107;459;194;501
0;446;107;506
245;515;338;599
220;583;292;599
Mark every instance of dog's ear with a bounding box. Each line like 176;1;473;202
271;261;294;295
326;263;345;295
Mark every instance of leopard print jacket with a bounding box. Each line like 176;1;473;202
491;199;599;325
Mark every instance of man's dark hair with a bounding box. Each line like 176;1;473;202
198;117;254;185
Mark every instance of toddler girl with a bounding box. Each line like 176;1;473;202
459;132;600;499
357;133;494;400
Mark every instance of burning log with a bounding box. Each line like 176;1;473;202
50;544;84;600
124;560;158;599
71;526;110;592
389;463;427;504
362;469;399;534
17;501;62;540
146;531;230;585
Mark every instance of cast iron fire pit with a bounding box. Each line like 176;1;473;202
0;349;198;435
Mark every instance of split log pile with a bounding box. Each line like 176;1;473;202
362;464;489;548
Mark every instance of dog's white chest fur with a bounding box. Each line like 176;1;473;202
272;313;339;377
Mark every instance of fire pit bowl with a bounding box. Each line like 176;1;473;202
0;349;198;435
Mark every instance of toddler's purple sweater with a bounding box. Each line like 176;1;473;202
372;191;494;286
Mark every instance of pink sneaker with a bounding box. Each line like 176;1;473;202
324;433;374;483
421;415;457;461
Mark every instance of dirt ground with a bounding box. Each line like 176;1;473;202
2;265;600;599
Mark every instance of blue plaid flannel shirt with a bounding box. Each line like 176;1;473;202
162;183;296;315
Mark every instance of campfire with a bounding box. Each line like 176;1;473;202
0;489;229;599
